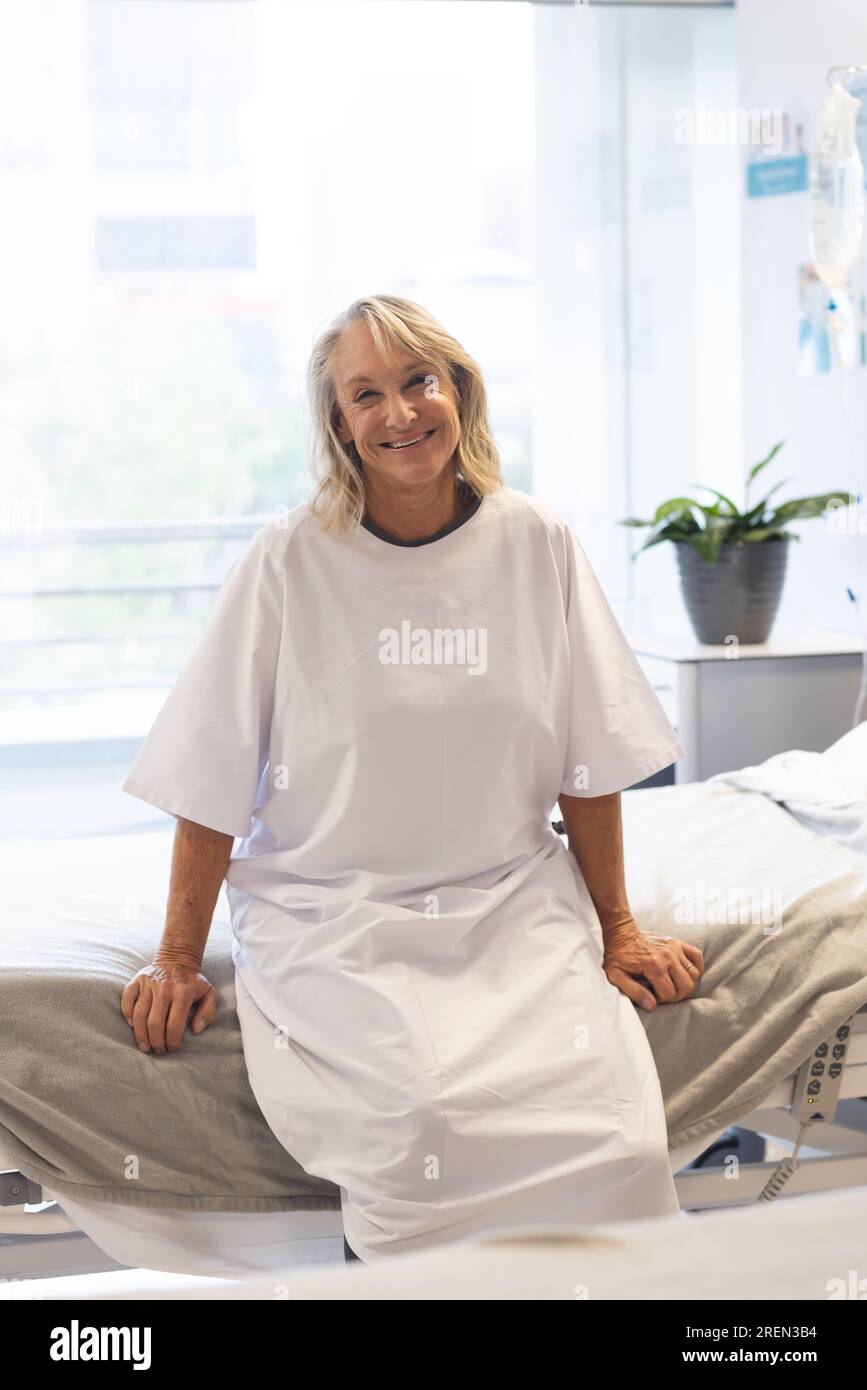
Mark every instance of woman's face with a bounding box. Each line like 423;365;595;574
332;321;462;491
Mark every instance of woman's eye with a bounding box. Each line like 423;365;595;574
356;375;428;403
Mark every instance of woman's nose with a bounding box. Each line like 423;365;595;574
382;400;418;430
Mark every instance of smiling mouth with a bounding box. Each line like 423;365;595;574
380;429;436;451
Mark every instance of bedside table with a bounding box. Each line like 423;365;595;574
626;630;865;783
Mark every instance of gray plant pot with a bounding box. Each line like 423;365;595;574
674;537;790;645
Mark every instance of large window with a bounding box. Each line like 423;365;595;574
0;0;737;834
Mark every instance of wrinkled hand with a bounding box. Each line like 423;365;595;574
121;959;219;1055
602;919;704;1012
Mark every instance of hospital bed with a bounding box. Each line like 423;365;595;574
3;725;867;1286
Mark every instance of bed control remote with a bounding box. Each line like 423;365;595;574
791;1017;855;1124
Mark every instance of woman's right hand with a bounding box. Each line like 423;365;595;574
121;959;219;1055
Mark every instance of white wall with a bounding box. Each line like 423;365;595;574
739;0;867;635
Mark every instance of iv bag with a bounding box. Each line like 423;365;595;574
808;83;866;291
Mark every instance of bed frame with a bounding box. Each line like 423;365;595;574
2;1004;865;1284
673;1005;867;1208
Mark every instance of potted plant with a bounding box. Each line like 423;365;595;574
619;441;853;644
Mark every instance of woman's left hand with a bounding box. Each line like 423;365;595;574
601;918;704;1012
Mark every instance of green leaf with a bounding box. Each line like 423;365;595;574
652;496;704;526
768;491;856;524
738;527;794;543
686;483;741;516
741;478;791;525
746;439;786;490
681;533;717;562
706;516;733;563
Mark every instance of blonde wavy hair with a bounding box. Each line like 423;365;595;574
305;294;504;535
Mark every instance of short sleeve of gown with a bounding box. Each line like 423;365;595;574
557;522;684;799
121;522;284;838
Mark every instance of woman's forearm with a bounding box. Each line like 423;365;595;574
558;791;633;938
156;817;235;969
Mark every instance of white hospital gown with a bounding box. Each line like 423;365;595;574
122;484;686;1261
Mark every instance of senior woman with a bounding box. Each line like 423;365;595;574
120;294;704;1264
